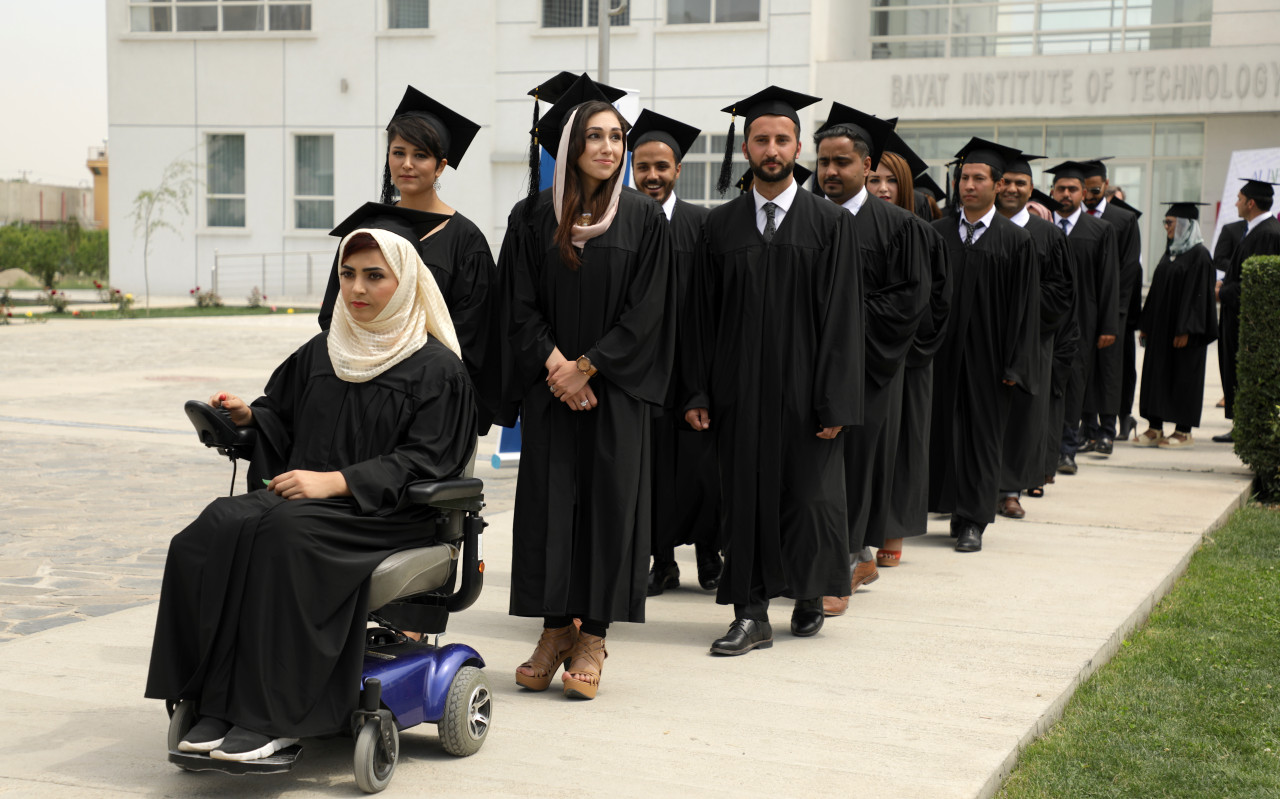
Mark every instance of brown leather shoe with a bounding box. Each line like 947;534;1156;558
998;496;1026;519
822;595;849;616
851;559;879;592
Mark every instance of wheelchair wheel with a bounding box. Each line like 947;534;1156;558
438;666;491;757
353;718;399;794
166;700;197;752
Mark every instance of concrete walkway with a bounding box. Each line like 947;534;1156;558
0;316;1252;798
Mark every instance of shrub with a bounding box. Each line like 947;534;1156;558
246;286;268;308
189;286;222;308
39;287;71;313
1234;254;1280;499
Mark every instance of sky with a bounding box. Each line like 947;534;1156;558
0;1;109;188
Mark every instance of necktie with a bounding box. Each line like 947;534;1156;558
1059;218;1070;235
962;219;984;245
1088;208;1098;216
762;202;778;243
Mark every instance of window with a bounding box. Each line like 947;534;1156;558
667;0;761;24
542;0;630;28
869;0;1212;59
129;1;311;33
388;0;429;29
207;134;246;228
294;135;334;230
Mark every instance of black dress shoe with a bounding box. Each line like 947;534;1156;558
695;545;723;591
1057;454;1077;475
790;598;824;637
1095;436;1114;456
1118;415;1137;439
646;561;679;597
1078;438;1097;453
1212;432;1234;443
955;524;983;553
710;619;773;655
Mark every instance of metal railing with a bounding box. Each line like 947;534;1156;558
210;249;332;301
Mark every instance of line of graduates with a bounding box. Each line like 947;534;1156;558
315;73;1241;702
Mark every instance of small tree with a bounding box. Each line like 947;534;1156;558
129;157;193;315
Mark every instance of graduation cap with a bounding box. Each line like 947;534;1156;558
627;109;701;163
1045;160;1093;184
328;201;451;245
881;131;929;179
815;102;893;170
1111;197;1143;219
737;163;813;193
527;71;627;106
1082;157;1114;180
1162;201;1210;220
1240;177;1280;201
915;172;946;201
1004;152;1043;177
524;73;627;216
951;137;1022;175
387;86;481;169
1031;188;1062;213
716;85;821;195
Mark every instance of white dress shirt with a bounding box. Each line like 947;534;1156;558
752;177;799;236
957;204;997;244
840;186;869;217
661;192;677;222
1010;205;1031;228
1088;196;1108;218
1053;205;1084;236
1246;211;1270;236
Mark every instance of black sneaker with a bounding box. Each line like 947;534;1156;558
209;726;298;761
178;717;233;753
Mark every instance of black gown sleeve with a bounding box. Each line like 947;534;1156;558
863;216;930;385
440;235;500;431
1003;233;1041;394
1096;223;1121;338
495;201;555;424
680;223;721;414
812;210;864;428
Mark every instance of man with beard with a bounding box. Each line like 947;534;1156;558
1047;160;1119;475
1216;177;1280;441
812;103;931;614
684;86;863;654
627;109;723;596
1081;158;1141;452
995;155;1074;516
928;138;1038;553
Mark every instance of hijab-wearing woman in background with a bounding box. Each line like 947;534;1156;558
319;87;499;430
496;75;675;701
1134;203;1218;449
147;229;475;761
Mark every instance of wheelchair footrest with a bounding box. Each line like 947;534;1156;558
168;745;303;775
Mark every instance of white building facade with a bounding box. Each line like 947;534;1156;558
106;0;1280;298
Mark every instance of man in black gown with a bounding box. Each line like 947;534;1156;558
995;154;1073;518
627;108;723;597
684;86;863;654
928;139;1037;552
1080;158;1141;454
1048;161;1119;476
1215;177;1280;442
812;103;930;614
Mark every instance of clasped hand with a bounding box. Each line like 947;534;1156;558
546;350;597;412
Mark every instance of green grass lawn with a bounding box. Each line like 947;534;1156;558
998;504;1280;799
7;306;316;320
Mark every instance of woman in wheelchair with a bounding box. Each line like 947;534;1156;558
145;228;476;761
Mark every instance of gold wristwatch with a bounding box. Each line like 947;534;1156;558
576;355;596;376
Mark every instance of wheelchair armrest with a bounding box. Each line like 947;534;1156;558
406;477;485;511
184;400;256;458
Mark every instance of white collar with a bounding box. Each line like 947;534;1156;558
1246;212;1269;234
1054;204;1084;228
753;177;798;215
1092;197;1109;216
840;186;869;216
1010;206;1031;228
960;204;997;231
661;192;677;222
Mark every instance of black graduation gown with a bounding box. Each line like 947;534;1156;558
1219;216;1280;418
884;220;951;540
319;212;500;433
1002;214;1072;490
1213;220;1245;410
498;187;676;624
1059;212;1120;425
929;212;1038;525
684;187;864;604
840;196;931;552
1139;243;1217;428
1082;203;1137;419
651;198;719;558
145;335;476;738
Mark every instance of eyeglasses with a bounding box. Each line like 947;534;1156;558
1085;187;1104;195
1163;219;1177;226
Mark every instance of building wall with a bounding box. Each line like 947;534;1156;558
0;180;94;228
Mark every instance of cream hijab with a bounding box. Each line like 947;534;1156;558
326;227;460;383
551;105;625;249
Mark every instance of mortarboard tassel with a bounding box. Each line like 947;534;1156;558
715;115;736;196
524;94;541;220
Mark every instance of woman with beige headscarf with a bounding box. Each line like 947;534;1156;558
146;228;476;761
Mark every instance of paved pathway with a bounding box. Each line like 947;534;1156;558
0;316;1252;797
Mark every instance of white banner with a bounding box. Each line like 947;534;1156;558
1211;148;1280;253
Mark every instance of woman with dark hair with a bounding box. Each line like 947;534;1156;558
497;75;675;700
867;151;916;214
319;87;499;430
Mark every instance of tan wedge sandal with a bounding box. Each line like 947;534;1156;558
515;624;578;691
561;633;608;700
